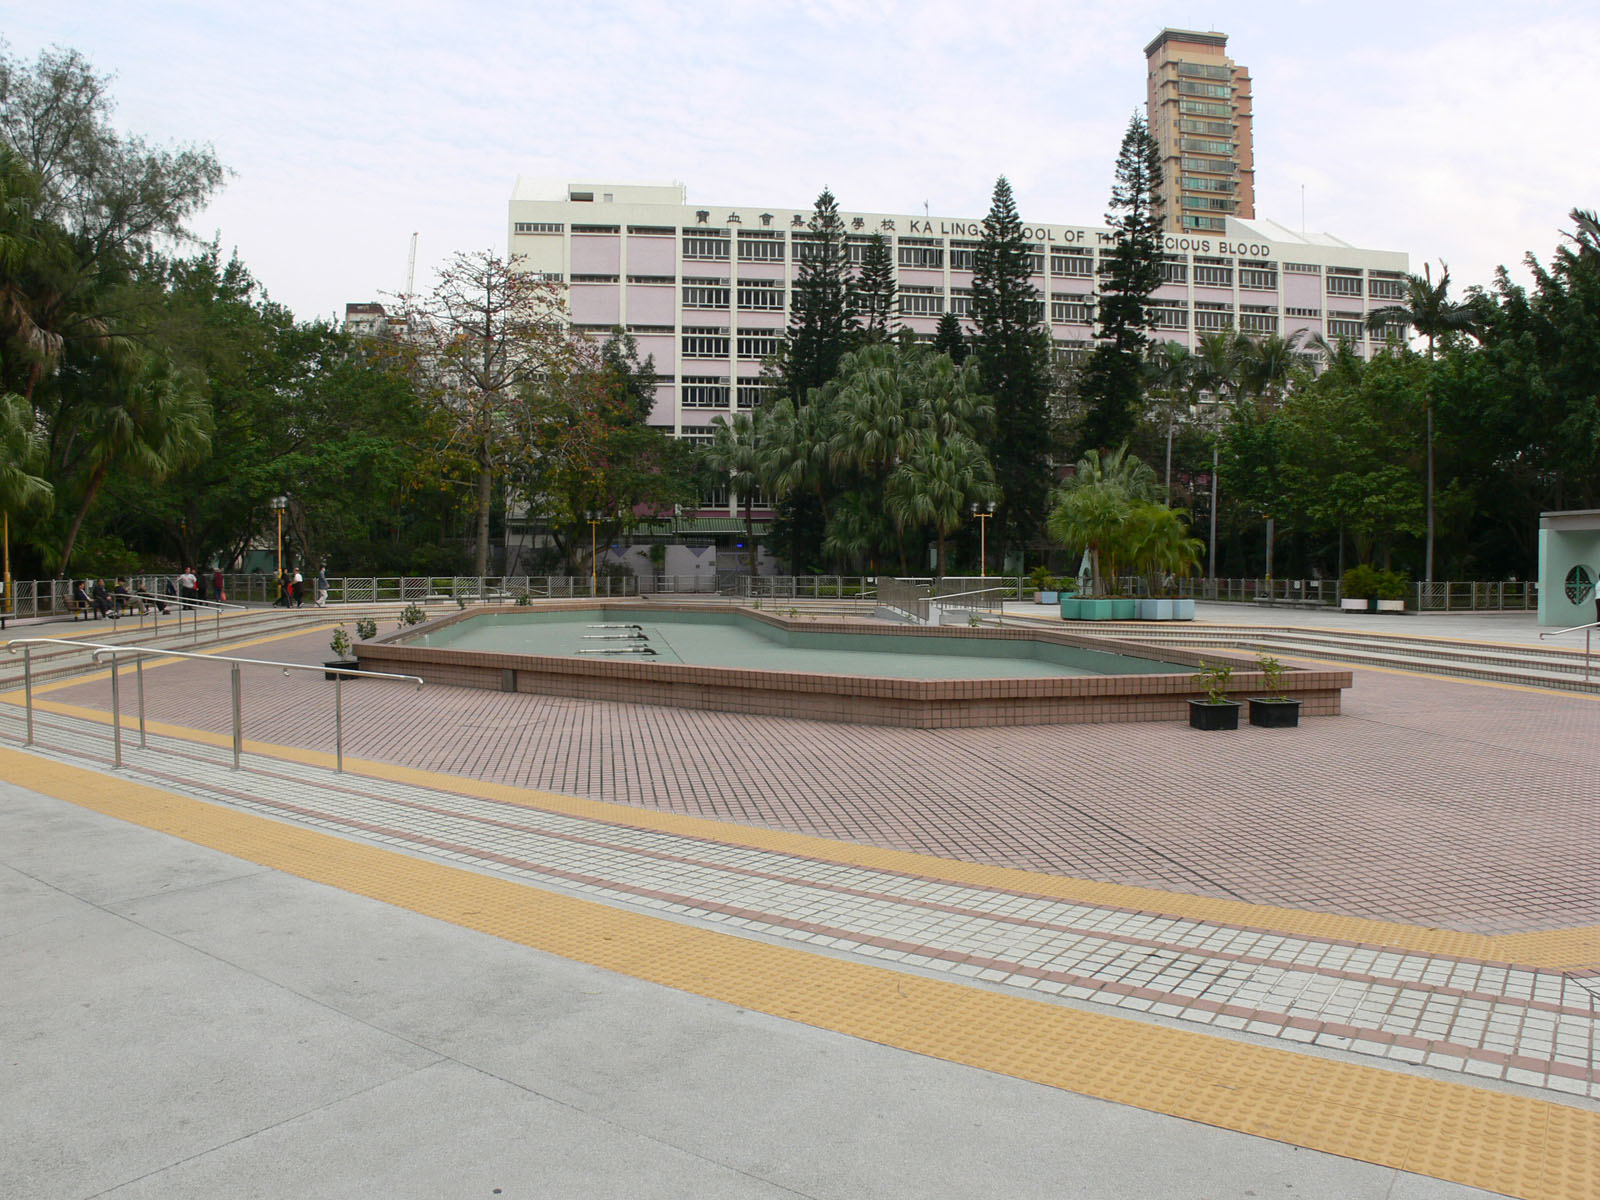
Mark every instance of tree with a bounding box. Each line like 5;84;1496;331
850;232;897;342
598;326;657;421
781;189;856;404
884;427;996;578
1365;262;1481;581
933;311;969;364
706;412;761;575
1144;340;1194;501
399;251;574;575
970;176;1052;563
1046;443;1160;595
1189;331;1247;577
1079;112;1164;453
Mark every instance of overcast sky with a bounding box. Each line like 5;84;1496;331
7;1;1594;322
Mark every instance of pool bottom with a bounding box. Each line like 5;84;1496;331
356;603;1351;728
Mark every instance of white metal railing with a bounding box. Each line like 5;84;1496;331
1538;620;1600;683
5;638;422;774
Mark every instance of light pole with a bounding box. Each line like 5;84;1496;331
270;495;288;586
585;510;601;595
970;501;993;578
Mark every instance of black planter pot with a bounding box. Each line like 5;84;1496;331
324;658;362;681
1188;700;1241;730
1248;697;1302;728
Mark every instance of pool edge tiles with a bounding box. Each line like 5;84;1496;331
357;602;1351;727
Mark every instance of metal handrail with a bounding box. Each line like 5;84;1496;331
1538;619;1600;683
5;638;422;774
130;591;249;642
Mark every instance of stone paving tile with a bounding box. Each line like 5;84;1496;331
18;625;1600;935
10;707;1598;1103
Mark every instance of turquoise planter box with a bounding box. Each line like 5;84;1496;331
1172;598;1196;620
1138;598;1175;620
1059;596;1084;619
1080;598;1115;620
1039;590;1059;604
1111;598;1137;620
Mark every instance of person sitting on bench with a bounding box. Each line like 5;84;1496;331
72;580;92;620
90;579;111;619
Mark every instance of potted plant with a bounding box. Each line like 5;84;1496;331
1029;565;1054;604
1375;569;1410;613
325;624;360;680
355;617;378;641
1340;564;1379;612
1247;653;1301;728
1189;659;1240;730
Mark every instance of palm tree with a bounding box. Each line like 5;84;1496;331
886;428;995;579
1189;332;1246;578
1144;340;1193;502
1123;501;1204;593
706;412;761;576
1365;262;1481;581
1049;442;1159;594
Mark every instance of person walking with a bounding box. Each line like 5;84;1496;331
212;566;226;603
177;566;197;603
315;566;329;608
291;567;305;608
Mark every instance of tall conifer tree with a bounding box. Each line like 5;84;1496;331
781;189;856;404
970;176;1052;559
1079;112;1165;453
850;232;898;342
933;311;969;364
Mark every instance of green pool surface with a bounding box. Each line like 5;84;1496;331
406;610;1184;680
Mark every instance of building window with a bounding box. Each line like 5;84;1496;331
1178;118;1234;137
1239;308;1278;333
1050;294;1093;324
1182;176;1235;193
897;238;945;269
1179;99;1231;117
947;241;980;272
737;381;774;409
1177;80;1231;100
842;235;877;265
1327;319;1365;341
683;230;730;260
1239;264;1277;290
513;221;563;234
682;280;730;309
737;331;783;359
627;225;674;235
700;483;729;505
1053;339;1092;366
681;377;731;407
1053;252;1094;278
1179;136;1234;156
682;329;730;358
570;224;620;234
1326;274;1364;297
1368;277;1405;300
1181;156;1234;176
949;288;972;317
1285;306;1321;318
1181;215;1227;232
1193;258;1233;287
681;427;717;448
737;281;785;310
1149;300;1188;330
1182;195;1237;212
738;232;785;262
1159;257;1189;284
1176;60;1233;81
1023;245;1046;274
570;274;619;284
1195;301;1235;331
627;276;676;286
1283;262;1320;274
899;286;944;317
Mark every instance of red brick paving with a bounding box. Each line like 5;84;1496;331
32;627;1600;935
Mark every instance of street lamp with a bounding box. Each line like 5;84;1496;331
970;501;994;578
585;510;602;595
270;495;288;585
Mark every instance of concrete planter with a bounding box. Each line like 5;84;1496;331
1340;597;1373;613
1110;598;1137;620
1058;596;1083;619
1080;598;1115;620
1376;598;1406;613
1039;590;1059;605
1172;598;1196;620
1137;598;1176;620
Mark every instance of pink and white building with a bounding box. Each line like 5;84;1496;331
508;178;1408;450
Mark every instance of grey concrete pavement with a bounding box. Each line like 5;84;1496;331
2;779;1501;1200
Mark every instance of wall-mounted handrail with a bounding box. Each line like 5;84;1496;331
1538;619;1600;683
6;638;422;774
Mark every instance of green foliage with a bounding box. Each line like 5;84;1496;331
329;624;352;658
355;618;378;641
933;311;969;364
970;176;1052;556
399;602;425;627
850;232;897;342
781;189;856;405
1192;660;1234;705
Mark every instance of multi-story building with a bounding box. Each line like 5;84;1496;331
507;178;1407;446
1144;28;1255;234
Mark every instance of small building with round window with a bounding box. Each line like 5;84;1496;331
1538;509;1600;626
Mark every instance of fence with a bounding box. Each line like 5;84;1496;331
1165;577;1539;612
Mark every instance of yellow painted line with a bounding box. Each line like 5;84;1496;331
1283;655;1600;701
3;746;1593;1200
6;693;1598;970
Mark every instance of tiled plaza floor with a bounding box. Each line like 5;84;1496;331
27;625;1600;936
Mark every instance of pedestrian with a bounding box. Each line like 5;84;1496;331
212;566;226;604
315;565;329;608
158;576;175;614
90;578;111;619
292;567;305;607
177;565;197;603
72;580;91;620
275;570;289;607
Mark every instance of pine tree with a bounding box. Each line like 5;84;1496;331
850;232;898;342
970;176;1053;560
1079;112;1165;453
933;311;969;364
781;188;857;405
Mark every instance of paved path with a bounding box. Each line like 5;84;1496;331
3;609;1597;1198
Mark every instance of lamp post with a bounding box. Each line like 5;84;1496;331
270;495;288;585
970;501;994;578
585;510;601;595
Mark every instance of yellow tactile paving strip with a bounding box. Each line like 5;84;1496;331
11;676;1600;971
3;747;1595;1200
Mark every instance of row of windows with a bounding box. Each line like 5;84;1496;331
1179;99;1231;118
1182;175;1235;193
1177;80;1231;99
1182;194;1237;212
513;222;563;234
1176;60;1233;81
680;377;774;409
1179;155;1235;176
1178;117;1234;137
1179;136;1234;156
682;331;785;359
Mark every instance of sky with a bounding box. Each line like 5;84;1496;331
5;1;1594;322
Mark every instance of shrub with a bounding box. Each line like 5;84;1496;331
1192;659;1234;705
1375;569;1411;601
1256;652;1286;700
328;624;352;659
355;618;378;641
399;602;426;627
1341;564;1381;599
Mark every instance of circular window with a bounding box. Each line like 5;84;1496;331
1565;564;1595;605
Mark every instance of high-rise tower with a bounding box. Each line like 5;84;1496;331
1144;29;1255;233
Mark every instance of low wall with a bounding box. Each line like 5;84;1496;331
356;603;1350;729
